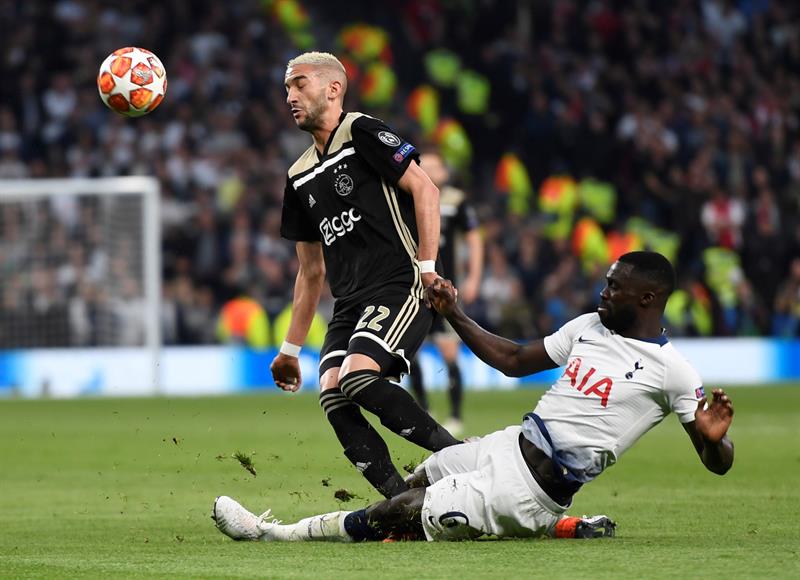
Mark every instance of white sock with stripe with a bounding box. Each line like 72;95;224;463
261;511;353;542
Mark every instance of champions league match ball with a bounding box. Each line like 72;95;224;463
97;47;167;117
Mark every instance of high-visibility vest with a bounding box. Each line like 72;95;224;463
359;62;396;108
606;230;642;262
434;119;472;170
456;70;490;115
572;217;608;273
338;23;391;63
267;0;309;31
539;175;578;240
265;0;315;49
217;297;271;350
406;85;439;136
273;304;327;350
494;153;532;216
578;178;616;224
625;217;680;264
424;49;461;87
665;284;713;336
703;247;741;309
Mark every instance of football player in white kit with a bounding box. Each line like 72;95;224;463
212;251;734;542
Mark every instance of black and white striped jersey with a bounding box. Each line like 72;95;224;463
280;112;423;308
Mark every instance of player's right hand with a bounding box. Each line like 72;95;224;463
270;353;302;392
420;271;442;290
694;388;734;443
426;277;458;316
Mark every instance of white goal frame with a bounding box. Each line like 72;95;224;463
0;177;162;392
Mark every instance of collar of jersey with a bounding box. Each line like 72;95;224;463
610;329;669;346
633;335;669;346
316;111;348;160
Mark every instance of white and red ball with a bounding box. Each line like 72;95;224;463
97;47;167;117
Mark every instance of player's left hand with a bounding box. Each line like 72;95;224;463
694;388;734;444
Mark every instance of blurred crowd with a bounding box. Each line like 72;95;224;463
0;0;798;349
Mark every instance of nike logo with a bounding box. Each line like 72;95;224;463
578;336;595;343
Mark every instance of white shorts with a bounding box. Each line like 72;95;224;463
420;425;567;541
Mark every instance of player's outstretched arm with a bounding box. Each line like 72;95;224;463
426;279;558;377
682;388;734;475
398;161;440;288
270;241;325;392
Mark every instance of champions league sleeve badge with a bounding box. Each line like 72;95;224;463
377;131;402;147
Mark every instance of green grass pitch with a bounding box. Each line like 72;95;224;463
1;386;798;579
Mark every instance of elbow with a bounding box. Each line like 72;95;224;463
705;453;734;476
708;463;732;476
708;457;733;475
419;182;439;204
500;357;526;378
409;180;438;210
310;269;326;288
501;348;528;377
705;439;734;475
300;264;326;286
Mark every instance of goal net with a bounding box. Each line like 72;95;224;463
0;177;161;390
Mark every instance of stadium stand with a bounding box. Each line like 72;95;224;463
0;0;798;347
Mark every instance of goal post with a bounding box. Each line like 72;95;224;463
0;176;162;393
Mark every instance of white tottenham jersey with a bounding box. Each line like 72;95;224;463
521;313;703;483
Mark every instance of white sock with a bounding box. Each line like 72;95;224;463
262;511;353;542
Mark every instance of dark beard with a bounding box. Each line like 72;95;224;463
297;95;326;132
297;113;318;131
602;304;637;333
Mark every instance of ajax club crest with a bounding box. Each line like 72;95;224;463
333;163;353;196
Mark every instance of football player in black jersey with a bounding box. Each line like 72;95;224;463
270;52;460;498
409;150;483;437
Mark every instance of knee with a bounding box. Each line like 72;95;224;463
405;464;430;488
338;353;380;382
393;487;426;520
437;339;459;363
320;368;340;391
318;369;345;418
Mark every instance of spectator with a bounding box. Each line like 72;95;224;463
701;185;746;250
1;0;799;347
773;258;800;337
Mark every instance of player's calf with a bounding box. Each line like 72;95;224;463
340;369;461;451
319;387;409;498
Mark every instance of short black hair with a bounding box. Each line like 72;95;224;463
618;251;676;295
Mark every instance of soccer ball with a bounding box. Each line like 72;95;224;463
97;47;167;117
